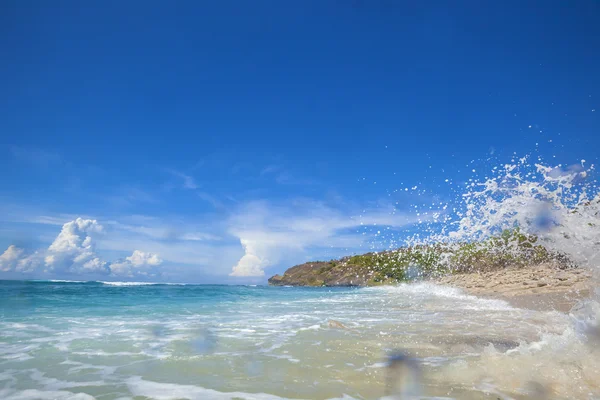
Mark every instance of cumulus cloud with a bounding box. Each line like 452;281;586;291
1;244;46;272
0;218;163;278
109;250;163;277
228;200;418;277
0;245;23;271
230;239;272;277
0;245;42;273
43;218;107;274
17;252;43;273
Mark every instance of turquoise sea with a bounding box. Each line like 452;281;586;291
1;279;597;399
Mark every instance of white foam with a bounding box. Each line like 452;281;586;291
0;353;34;362
28;369;106;390
126;377;357;400
99;281;187;286
59;360;118;377
0;370;17;384
71;350;140;357
99;281;158;286
0;389;96;400
298;324;321;331
365;282;513;310
48;280;89;283
126;376;289;399
0;344;40;362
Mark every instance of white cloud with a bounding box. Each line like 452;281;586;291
17;253;42;272
48;218;103;252
45;218;107;274
127;250;162;266
0;245;42;273
109;250;163;278
0;218;166;278
0;245;24;272
180;232;221;241
228;200;418;277
229;238;276;277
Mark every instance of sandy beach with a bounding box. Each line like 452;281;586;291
434;263;594;312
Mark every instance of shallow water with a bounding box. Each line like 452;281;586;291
1;280;598;399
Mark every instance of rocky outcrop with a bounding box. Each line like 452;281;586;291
267;259;380;287
268;232;580;288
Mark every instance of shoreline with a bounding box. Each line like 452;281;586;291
433;263;593;312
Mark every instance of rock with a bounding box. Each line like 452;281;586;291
328;320;348;329
267;260;369;287
267;275;285;285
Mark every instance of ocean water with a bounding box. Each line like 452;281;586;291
1;280;598;399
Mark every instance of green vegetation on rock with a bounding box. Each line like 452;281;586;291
267;229;574;287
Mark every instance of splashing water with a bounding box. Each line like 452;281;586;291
448;157;599;268
405;155;598;260
392;154;600;398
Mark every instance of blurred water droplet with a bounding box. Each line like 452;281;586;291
245;358;264;377
570;298;600;345
532;203;557;232
385;351;421;399
189;328;218;354
149;324;169;338
522;380;551;399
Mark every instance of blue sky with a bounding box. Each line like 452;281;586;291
1;1;599;282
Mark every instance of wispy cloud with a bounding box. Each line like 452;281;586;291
10;146;62;168
123;187;157;203
95;235;239;272
260;164;281;175
260;164;317;186
0;202;84;226
165;168;199;189
163;166;230;209
273;171;317;186
105;220;221;242
197;191;225;209
228;199;419;277
106;187;159;208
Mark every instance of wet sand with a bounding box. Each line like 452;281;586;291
434;263;593;312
